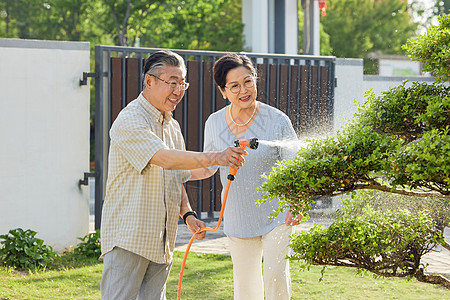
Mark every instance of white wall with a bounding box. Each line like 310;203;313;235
0;39;91;251
333;58;365;132
379;58;422;76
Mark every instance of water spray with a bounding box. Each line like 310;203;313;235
177;138;259;300
258;138;308;152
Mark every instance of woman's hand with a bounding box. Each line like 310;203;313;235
285;210;302;226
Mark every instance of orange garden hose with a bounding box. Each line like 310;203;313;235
177;138;258;300
177;179;232;300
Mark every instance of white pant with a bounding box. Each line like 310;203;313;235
228;224;293;300
101;247;172;300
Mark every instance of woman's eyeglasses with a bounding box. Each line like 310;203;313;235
225;77;255;94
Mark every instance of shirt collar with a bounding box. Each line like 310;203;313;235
138;92;173;124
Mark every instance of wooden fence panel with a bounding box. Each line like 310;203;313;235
268;64;277;108
184;61;200;211
319;66;330;132
256;63;267;103
310;65;319;135
185;61;200;151
126;58;140;105
299;65;309;136
212;76;226;212
289;65;299;126
110;58;122;126
279;64;289;113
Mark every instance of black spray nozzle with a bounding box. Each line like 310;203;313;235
234;138;259;150
249;138;259;150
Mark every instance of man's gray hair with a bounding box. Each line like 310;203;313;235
143;50;186;77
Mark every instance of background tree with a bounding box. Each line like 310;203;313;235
298;7;333;56
43;0;90;41
0;0;92;41
0;0;244;51
101;0;133;46
320;0;420;73
89;0;245;51
321;0;418;58
134;0;245;51
0;0;49;39
90;0;166;47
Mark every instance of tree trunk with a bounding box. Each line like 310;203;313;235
109;0;132;46
415;268;450;289
443;241;450;252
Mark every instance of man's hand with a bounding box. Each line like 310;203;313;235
285;210;303;226
216;146;247;169
186;216;207;240
150;146;247;170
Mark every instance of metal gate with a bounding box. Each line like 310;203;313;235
94;46;336;229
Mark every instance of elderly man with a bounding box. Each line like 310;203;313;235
100;50;246;300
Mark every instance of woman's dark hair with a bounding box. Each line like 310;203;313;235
213;53;257;89
143;50;186;77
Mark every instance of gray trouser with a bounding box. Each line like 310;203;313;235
101;247;172;300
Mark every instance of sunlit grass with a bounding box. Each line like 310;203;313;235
0;251;448;299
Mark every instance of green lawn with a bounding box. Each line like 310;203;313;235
0;251;448;299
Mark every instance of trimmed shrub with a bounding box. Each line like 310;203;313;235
0;228;60;271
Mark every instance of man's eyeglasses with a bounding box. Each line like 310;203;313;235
225;77;255;94
149;74;190;91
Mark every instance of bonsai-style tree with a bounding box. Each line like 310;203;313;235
258;14;449;287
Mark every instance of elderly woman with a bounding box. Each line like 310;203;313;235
191;53;302;300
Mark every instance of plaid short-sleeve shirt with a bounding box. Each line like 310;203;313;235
100;92;190;264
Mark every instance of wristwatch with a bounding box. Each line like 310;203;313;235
182;211;198;225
